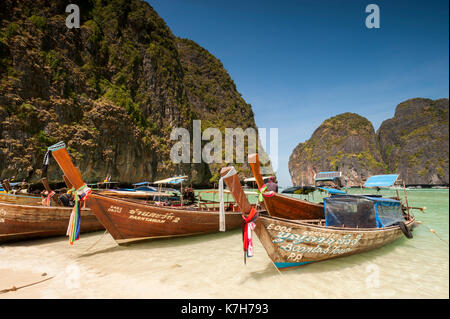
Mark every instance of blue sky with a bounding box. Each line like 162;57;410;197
149;0;449;187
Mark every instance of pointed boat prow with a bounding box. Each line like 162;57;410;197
247;154;324;220
220;166;252;214
248;153;264;189
51;147;86;189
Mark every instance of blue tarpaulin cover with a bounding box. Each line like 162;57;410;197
324;195;405;228
366;196;405;227
316;187;347;195
364;174;399;187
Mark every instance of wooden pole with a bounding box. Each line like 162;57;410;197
41;177;52;192
248;153;264;190
403;181;410;218
180;180;183;207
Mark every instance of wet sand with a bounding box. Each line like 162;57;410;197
1;189;448;299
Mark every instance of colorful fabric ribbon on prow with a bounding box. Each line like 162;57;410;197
256;184;275;202
66;184;92;245
45;141;92;245
242;207;259;264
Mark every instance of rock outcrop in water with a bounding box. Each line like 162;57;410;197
0;0;270;185
289;113;385;186
289;98;449;186
377;98;449;185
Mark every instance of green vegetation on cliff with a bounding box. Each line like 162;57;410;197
0;0;267;185
377;98;449;185
289;112;384;186
289;98;449;186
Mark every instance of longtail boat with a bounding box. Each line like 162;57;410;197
0;196;102;244
97;189;174;200
0;174;103;243
220;166;415;271
47;142;244;245
248;153;324;219
0;192;45;206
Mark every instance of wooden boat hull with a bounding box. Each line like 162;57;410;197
0;193;43;205
253;214;415;271
98;190;173;199
0;202;103;244
263;193;324;220
85;194;244;244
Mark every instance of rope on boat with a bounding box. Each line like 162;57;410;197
416;220;449;247
76;230;110;257
0;276;54;295
256;184;275;202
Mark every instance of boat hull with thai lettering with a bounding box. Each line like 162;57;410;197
254;214;415;270
85;193;243;244
0;201;103;244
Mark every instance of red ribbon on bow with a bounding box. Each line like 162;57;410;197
242;206;259;264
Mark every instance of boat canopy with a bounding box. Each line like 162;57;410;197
314;171;342;182
364;174;399;188
316;187;347;195
324;195;405;228
134;186;157;192
153;175;188;185
243;176;274;182
133;181;152;186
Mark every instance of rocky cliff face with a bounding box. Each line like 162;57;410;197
289;98;449;186
289;113;385;186
377;98;449;185
0;0;268;185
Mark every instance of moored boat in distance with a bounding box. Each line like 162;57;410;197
47;142;245;245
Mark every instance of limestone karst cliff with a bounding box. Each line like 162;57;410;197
0;0;270;185
289;98;449;186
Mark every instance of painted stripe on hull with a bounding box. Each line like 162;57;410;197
274;261;312;269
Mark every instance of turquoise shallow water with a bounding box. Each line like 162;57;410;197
0;188;448;298
195;187;449;298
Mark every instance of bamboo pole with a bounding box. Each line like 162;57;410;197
41;177;52;192
403;181;410;218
